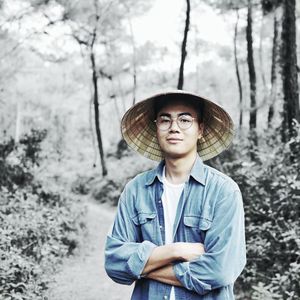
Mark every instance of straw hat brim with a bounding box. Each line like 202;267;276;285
121;90;234;161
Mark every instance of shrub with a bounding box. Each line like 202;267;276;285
0;130;85;299
0;129;46;190
0;188;84;299
218;125;300;299
93;178;122;206
91;149;156;205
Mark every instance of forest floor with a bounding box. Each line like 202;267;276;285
46;200;133;300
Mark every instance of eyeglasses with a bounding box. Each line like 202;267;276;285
154;115;196;131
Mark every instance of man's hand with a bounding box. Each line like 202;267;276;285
146;264;182;287
174;242;205;262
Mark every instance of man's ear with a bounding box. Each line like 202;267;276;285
198;123;204;138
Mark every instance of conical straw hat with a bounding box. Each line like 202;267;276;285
121;90;234;161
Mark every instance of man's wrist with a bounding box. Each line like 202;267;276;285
171;242;184;261
161;243;180;261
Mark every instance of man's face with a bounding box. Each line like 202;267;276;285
156;102;203;160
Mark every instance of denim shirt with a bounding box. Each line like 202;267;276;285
105;157;246;300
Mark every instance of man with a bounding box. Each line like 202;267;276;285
105;90;246;299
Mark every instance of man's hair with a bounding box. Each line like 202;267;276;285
153;94;204;123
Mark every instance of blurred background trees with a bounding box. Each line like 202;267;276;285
0;0;299;299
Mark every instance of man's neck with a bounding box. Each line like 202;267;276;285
164;154;197;185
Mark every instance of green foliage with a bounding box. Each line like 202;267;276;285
19;129;47;167
220;124;300;299
261;0;282;15
0;130;85;299
91;145;156;206
0;189;83;299
0;129;47;190
93;178;122;206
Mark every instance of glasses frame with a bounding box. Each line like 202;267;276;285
154;115;197;131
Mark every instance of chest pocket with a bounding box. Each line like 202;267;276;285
183;216;212;243
132;212;157;242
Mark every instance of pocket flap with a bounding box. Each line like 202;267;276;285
198;218;212;231
184;216;212;230
132;212;156;225
184;216;200;227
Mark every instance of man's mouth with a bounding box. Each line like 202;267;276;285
166;137;183;143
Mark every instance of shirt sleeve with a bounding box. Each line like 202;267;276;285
173;189;247;295
104;188;157;285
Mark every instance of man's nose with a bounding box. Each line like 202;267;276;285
169;119;180;132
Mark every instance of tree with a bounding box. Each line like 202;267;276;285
1;0;154;175
246;0;258;152
233;8;243;128
124;4;137;106
267;6;280;127
280;0;300;142
177;0;190;90
260;0;283;129
55;0;152;176
90;0;108;176
205;0;249;131
52;0;112;176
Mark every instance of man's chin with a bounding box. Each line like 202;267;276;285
162;151;187;160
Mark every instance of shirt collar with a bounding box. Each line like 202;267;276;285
145;156;206;186
189;156;206;185
145;160;164;186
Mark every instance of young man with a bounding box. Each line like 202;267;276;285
105;90;246;299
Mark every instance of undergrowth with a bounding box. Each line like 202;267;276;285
0;129;85;300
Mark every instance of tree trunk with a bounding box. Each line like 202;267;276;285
133;66;137;105
91;50;108;176
259;12;267;108
234;9;243;129
89;95;98;168
128;18;137;105
177;0;190;90
246;0;258;152
280;0;300;142
268;10;279;128
89;0;107;176
15;99;21;143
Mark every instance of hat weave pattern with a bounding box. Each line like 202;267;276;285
121;90;234;161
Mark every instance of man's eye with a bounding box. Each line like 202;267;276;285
179;117;192;123
160;118;171;123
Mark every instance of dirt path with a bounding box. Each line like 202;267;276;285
46;201;133;300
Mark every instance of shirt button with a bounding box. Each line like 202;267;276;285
159;225;163;229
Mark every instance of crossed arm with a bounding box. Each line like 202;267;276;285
105;190;246;293
142;242;205;286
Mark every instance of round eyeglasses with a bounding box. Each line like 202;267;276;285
154;115;196;131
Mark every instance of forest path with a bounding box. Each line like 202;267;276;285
46;200;133;300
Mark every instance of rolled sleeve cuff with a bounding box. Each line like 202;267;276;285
126;240;157;279
173;262;211;295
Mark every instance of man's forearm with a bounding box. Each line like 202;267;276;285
142;242;205;275
142;244;178;275
146;264;182;286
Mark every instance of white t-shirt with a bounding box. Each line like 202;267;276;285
162;167;185;300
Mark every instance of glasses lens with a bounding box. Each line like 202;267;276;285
157;116;171;130
178;115;193;129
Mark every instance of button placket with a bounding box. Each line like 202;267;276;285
155;182;165;245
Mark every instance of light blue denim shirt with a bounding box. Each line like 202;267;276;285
105;156;246;299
